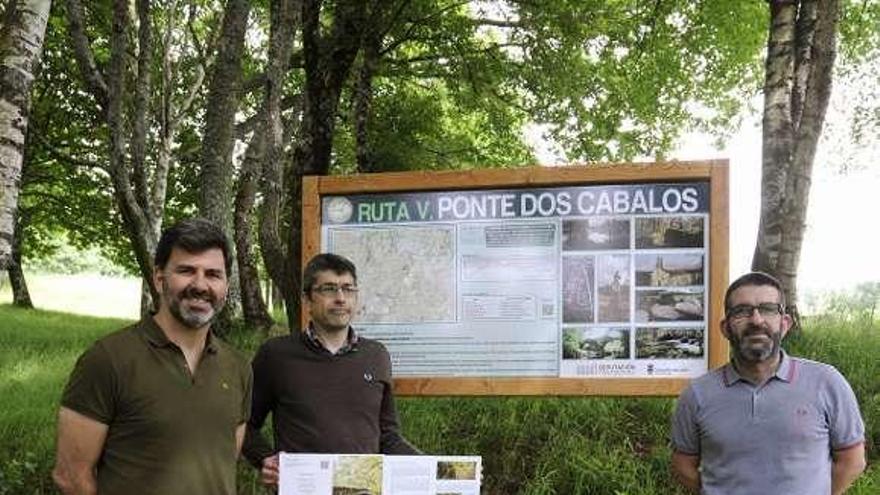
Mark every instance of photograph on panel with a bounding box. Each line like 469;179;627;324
562;255;595;323
596;255;631;322
635;289;705;322
634;253;704;287
562;217;631;251
635;216;705;249
562;326;631;360
635;327;705;359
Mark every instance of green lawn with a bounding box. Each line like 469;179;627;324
1;303;877;494
0;273;140;319
0;306;133;494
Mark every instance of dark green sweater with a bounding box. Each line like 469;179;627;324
242;330;418;465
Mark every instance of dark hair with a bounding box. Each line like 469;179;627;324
154;218;231;273
724;271;786;312
302;253;357;295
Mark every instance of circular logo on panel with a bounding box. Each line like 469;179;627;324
325;197;353;224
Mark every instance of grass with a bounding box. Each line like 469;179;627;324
0;306;132;494
0;273;140;319
1;303;878;494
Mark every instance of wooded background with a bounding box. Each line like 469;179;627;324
2;0;879;330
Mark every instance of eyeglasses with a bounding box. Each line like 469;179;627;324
726;303;784;321
311;284;359;298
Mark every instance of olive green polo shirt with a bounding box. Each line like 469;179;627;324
61;317;252;495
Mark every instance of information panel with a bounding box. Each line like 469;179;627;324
303;162;728;396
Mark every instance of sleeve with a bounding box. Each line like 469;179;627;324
377;347;421;455
242;343;278;467
60;343;117;424
825;367;865;450
670;385;700;455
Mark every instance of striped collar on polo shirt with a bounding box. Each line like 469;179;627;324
722;350;797;386
304;323;359;356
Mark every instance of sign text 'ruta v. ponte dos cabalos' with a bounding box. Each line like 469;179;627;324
303;162;729;396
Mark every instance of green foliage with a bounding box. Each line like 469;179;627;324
334;79;535;173
786;313;880;467
22;237;129;276
19;0;880;298
497;1;768;160
839;0;880;60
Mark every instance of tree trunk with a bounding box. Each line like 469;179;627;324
66;0;159;309
354;33;380;173
106;0;157;301
9;209;32;308
131;0;153;217
258;0;300;329
234;131;273;331
268;0;366;330
0;0;52;270
199;0;251;332
753;0;839;327
296;0;367;176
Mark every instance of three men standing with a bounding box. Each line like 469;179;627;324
671;272;866;494
51;220;866;495
52;219;252;495
242;253;419;485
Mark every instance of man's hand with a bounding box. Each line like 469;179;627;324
261;454;280;485
671;451;701;493
52;407;108;495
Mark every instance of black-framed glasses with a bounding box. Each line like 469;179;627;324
726;303;784;321
311;284;359;298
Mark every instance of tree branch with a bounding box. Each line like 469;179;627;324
65;0;109;112
132;0;153;221
469;17;523;28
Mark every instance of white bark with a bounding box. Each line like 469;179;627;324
754;0;839;320
0;0;51;269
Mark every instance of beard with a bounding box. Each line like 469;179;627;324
728;322;782;363
164;281;225;329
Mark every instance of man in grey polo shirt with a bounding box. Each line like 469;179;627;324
671;272;866;494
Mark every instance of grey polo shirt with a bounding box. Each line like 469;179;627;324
671;351;864;495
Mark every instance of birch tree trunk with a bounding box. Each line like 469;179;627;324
754;0;840;325
0;0;51;270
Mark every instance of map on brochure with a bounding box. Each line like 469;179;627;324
279;454;482;495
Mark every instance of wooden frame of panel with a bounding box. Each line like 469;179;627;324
302;160;729;396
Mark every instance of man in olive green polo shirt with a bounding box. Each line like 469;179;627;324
52;219;252;495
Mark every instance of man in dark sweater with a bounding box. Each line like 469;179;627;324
243;253;420;485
